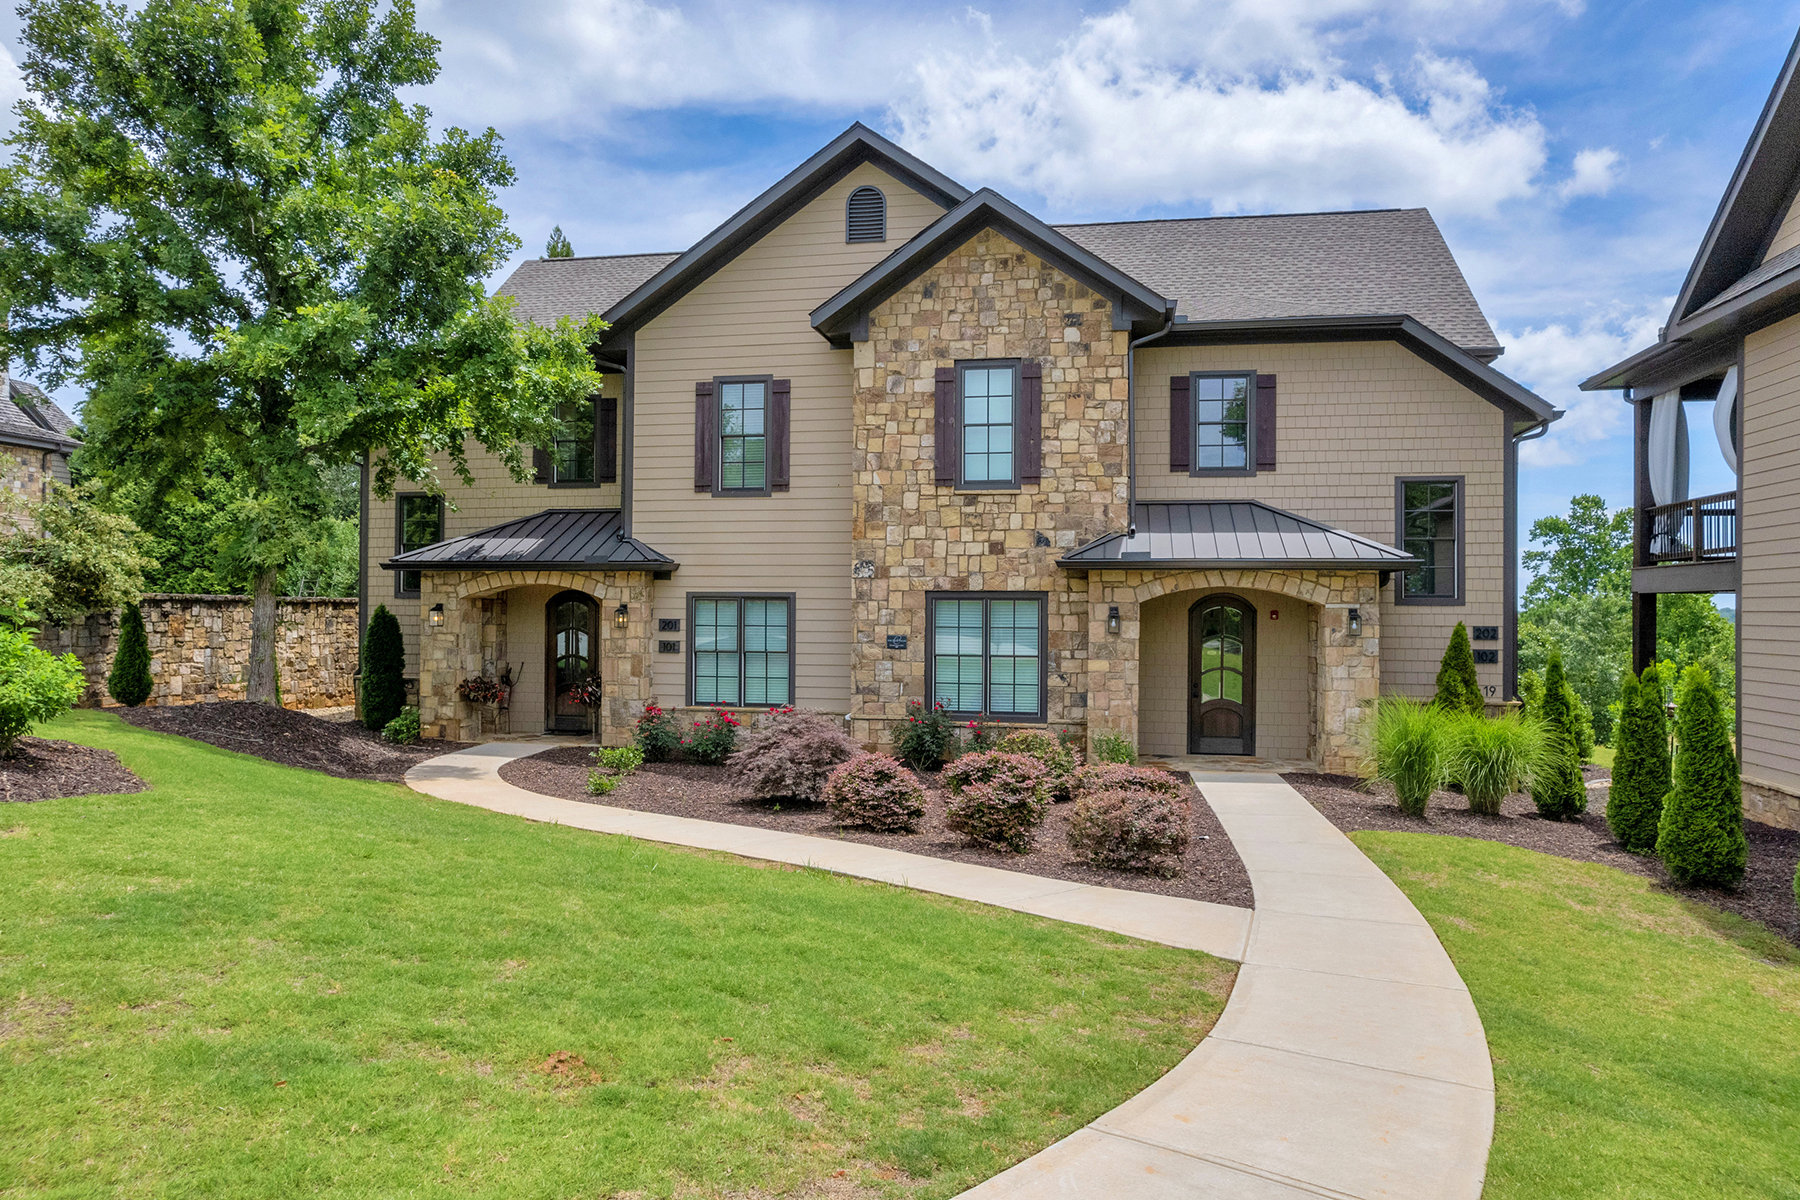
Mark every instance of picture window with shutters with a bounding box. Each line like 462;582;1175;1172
394;494;443;598
695;376;789;496
1169;371;1276;476
926;592;1047;721
1395;477;1464;605
846;186;886;242
688;594;793;707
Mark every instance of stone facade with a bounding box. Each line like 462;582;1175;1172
0;443;57;503
1742;775;1800;833
40;594;360;709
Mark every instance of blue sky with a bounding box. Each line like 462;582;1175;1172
4;0;1797;554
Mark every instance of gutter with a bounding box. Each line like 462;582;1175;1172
1124;311;1177;538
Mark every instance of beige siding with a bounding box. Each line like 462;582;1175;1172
1739;315;1800;792
498;584;561;733
1766;191;1800;262
1140;586;1313;759
631;162;947;712
1136;341;1509;699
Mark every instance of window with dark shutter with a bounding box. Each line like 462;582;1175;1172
532;445;552;484
846;186;886;243
694;381;715;492
770;379;791;491
1018;360;1042;483
1255;374;1277;471
597;395;618;483
1169;376;1190;472
934;367;957;485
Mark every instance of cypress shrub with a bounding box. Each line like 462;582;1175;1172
360;605;407;733
1530;651;1586;820
1434;622;1485;715
106;601;154;707
1656;666;1746;887
1517;668;1544;720
1607;667;1669;852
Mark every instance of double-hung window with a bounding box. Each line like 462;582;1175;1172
960;362;1018;488
719;379;768;492
1396;478;1462;603
928;593;1046;720
1192;372;1253;473
551;399;596;484
690;595;792;706
395;494;443;597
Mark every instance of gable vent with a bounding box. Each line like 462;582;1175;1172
846;186;886;243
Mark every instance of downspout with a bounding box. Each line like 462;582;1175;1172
1124;309;1177;539
595;345;631;537
1507;418;1550;702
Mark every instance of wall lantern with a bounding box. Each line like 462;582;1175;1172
1346;607;1362;636
614;602;630;629
428;603;445;627
1107;605;1121;635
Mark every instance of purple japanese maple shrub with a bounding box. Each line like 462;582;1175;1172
726;706;861;802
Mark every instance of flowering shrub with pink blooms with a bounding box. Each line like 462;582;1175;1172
727;707;860;801
683;707;741;765
941;751;1051;852
1070;763;1183;802
823;752;927;832
634;700;681;762
1066;788;1190;877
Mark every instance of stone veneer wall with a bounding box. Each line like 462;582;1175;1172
1742;776;1800;832
40;594;360;709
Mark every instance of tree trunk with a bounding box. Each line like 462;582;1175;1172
246;568;280;705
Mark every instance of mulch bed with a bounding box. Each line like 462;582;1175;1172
115;701;468;783
0;736;147;802
1286;768;1800;943
499;748;1254;909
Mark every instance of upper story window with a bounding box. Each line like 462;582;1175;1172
960;361;1018;488
1396;477;1462;604
551;399;595;484
719;379;768;492
846;186;886;243
694;377;789;496
395;493;443;598
1192;372;1253;474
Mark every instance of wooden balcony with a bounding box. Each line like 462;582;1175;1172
1640;490;1738;564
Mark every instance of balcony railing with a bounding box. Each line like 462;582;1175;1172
1641;490;1738;565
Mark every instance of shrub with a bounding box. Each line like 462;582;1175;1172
107;601;153;706
360;605;406;733
1656;667;1746;887
1071;762;1181;802
1066;788;1191;876
726;707;859;801
941;752;1051;852
0;627;84;757
587;769;620;795
1517;668;1545;720
823;752;927;832
1608;667;1670;853
1447;711;1542;815
1531;651;1587;820
956;712;999;755
895;699;955;770
683;707;741;765
993;729;1080;800
1566;681;1596;766
1090;731;1137;765
1363;696;1453;817
634;701;681;763
380;707;420;745
594;745;644;775
1434;622;1485;715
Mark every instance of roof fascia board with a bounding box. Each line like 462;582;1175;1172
1059;556;1424;571
0;430;80;453
378;558;677;572
1584;268;1800;392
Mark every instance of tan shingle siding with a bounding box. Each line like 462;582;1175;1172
1741;314;1800;793
1765;191;1800;263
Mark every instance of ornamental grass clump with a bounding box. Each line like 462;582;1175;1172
822;752;927;832
726;706;859;802
993;729;1080;800
941;751;1051;852
633;701;681;763
1363;696;1453;818
1531;651;1587;821
1066;788;1190;877
1656;666;1746;887
1607;666;1671;853
106;601;153;707
682;708;740;765
1447;711;1542;815
1071;762;1182;802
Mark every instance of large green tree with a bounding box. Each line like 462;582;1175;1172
1519;495;1633;744
0;0;602;702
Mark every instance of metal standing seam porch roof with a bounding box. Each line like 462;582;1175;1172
1059;502;1422;571
380;509;677;573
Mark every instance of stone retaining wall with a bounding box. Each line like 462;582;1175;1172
38;594;361;709
1742;775;1800;833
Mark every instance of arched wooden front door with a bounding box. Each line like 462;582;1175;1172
1188;594;1256;755
546;591;598;734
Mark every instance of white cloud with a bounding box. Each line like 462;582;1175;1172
1558;146;1621;199
1501;302;1666;467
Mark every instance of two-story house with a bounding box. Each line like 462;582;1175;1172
366;125;1558;773
1583;30;1800;832
0;363;79;502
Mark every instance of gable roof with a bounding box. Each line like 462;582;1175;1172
495;252;682;327
381;509;676;572
0;378;80;452
1055;209;1502;359
1059;501;1422;571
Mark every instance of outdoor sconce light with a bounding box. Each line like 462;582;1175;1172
1107;605;1121;635
614;602;630;629
427;603;445;627
1347;607;1362;636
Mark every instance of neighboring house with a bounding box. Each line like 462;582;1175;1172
367;125;1558;771
0;364;80;502
1583;30;1800;832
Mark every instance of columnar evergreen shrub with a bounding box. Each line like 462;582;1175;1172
1447;711;1543;815
726;707;859;801
1531;652;1587;820
1566;680;1596;765
823;753;927;832
1607;668;1670;852
1071;762;1182;802
1363;697;1452;817
993;729;1079;800
106;600;154;706
359;605;406;733
1656;667;1746;886
1517;668;1545;720
0;627;84;757
942;751;1051;852
1434;622;1485;715
1066;788;1191;876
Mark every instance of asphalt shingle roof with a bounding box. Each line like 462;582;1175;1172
382;509;676;571
1061;501;1420;570
0;379;80;450
494;252;682;326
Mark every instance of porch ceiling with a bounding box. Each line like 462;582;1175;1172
1059;501;1421;572
380;508;677;573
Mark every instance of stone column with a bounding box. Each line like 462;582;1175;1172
1313;573;1382;773
595;571;656;746
417;572;490;740
1086;572;1140;755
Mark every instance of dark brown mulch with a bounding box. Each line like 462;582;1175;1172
0;736;147;802
115;701;468;783
1285;769;1800;943
499;748;1254;909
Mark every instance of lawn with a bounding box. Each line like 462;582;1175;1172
0;712;1234;1199
1355;832;1800;1200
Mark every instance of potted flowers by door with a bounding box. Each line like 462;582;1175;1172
565;676;606;743
457;676;504;737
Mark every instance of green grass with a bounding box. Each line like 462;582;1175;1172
1588;743;1615;769
0;713;1234;1198
1354;832;1800;1200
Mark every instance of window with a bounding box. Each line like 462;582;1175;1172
719;379;768;493
395;494;443;597
928;593;1046;720
1396;478;1463;604
689;594;792;707
1192;372;1253;474
846;186;886;242
551;399;595;484
960;361;1018;488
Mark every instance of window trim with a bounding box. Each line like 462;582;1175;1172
711;374;775;498
845;185;887;243
956;359;1023;491
684;591;797;708
547;395;601;489
1394;475;1466;606
924;591;1050;723
1188;370;1258;479
394;492;444;599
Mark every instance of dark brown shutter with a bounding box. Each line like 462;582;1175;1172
532;445;551;483
933;367;957;485
1169;375;1191;472
694;380;715;492
596;394;617;483
1255;373;1277;471
770;378;791;491
1018;360;1042;484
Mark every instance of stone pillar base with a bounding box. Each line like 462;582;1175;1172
1743;775;1800;832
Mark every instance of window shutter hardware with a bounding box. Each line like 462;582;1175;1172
933;367;957;485
1169;376;1190;472
1255;374;1277;471
694;381;715;492
1019;360;1042;484
770;379;791;491
596;395;618;483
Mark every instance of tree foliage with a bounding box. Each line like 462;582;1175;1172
1433;622;1485;715
1531;651;1587;820
545;225;573;257
0;483;152;625
1656;667;1746;887
106;600;154;707
360;605;406;732
0;625;84;757
1522;494;1632;605
1607;667;1671;853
